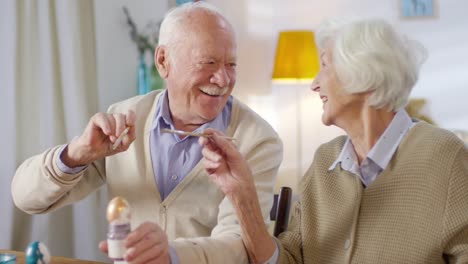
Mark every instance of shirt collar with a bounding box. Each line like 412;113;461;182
150;90;231;137
150;90;170;131
329;109;414;172
366;109;414;169
329;138;358;172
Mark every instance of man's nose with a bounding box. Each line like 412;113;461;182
211;66;230;87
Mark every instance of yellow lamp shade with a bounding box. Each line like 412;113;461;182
272;31;319;83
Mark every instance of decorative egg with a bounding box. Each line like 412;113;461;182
25;241;50;264
106;196;131;225
0;253;16;264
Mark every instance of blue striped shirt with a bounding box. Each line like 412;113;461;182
150;90;232;200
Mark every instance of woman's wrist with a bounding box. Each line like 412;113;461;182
227;182;275;263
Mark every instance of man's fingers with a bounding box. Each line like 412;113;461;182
125;232;167;263
124;232;158;261
111;111;136;150
92;113;115;136
123;222;168;263
125;222;159;248
120;126;136;150
126;110;136;127
112;127;132;151
113;113;127;138
91;112;135;141
98;240;108;253
119;134;133;151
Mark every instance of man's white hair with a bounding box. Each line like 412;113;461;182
315;18;428;111
159;2;228;47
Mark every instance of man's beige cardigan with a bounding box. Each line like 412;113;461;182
278;123;468;263
12;90;283;264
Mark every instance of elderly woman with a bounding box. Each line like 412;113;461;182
199;18;468;264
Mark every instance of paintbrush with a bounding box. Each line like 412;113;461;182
112;127;130;150
161;128;235;141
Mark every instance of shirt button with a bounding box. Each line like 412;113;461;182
344;239;351;250
171;175;178;181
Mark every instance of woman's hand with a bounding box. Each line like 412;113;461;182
199;128;276;263
199;128;254;197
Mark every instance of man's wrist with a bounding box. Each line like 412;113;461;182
60;138;89;167
60;145;82;168
168;245;179;264
56;145;88;174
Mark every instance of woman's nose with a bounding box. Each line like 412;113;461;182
310;80;320;92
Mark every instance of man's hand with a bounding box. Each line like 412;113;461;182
61;110;136;167
99;222;170;264
198;128;254;197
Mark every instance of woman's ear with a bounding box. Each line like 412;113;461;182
155;46;169;79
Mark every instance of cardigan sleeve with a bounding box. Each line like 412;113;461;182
10;94;148;215
171;135;283;264
442;145;468;263
11;145;106;214
276;200;304;264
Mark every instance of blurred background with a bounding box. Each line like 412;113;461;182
1;0;467;261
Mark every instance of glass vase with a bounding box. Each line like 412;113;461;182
137;54;149;95
149;64;164;91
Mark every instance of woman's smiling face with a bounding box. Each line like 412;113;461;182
311;41;367;128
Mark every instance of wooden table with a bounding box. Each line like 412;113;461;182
0;250;107;264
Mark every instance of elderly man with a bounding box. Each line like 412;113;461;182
11;2;282;264
200;18;468;264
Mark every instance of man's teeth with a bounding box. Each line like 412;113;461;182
200;86;228;96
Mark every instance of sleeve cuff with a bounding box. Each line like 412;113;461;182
168;245;180;264
55;144;87;174
262;239;279;264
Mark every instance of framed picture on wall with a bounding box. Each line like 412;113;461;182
400;0;436;18
168;0;202;8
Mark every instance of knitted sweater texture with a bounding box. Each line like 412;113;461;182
278;122;468;263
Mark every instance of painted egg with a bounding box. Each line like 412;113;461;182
25;241;51;264
106;196;131;225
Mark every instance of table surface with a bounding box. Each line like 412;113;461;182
0;250;107;264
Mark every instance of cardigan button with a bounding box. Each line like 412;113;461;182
344;239;351;250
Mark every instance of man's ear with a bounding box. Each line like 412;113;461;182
155;46;169;79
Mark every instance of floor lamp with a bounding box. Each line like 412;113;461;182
272;31;320;185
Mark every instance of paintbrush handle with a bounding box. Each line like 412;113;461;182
161;129;235;141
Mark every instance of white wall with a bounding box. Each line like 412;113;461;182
208;0;468;192
94;0;168;111
95;0;468;192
